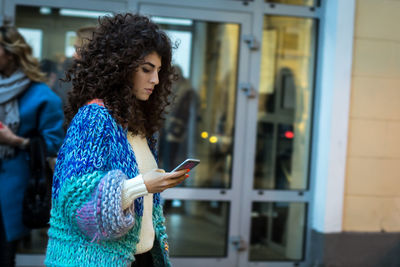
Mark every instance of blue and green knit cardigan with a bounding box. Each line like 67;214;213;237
45;103;170;267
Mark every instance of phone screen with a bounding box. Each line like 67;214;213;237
172;159;200;172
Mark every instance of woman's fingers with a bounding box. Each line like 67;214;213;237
164;170;189;188
170;175;187;188
143;168;190;193
167;169;188;179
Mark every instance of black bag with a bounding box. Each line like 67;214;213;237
22;136;53;229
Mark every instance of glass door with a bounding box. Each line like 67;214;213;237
238;14;317;267
139;3;252;267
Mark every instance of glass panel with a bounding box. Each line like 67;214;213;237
156;18;240;189
254;122;274;188
249;202;307;261
265;0;318;7
14;5;104;254
164;200;230;257
254;16;316;190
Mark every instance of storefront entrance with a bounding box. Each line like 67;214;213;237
8;1;320;266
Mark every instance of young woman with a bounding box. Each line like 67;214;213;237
45;13;189;267
0;24;64;267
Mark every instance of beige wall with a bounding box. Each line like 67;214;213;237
343;0;400;232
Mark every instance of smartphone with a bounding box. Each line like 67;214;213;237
171;158;200;172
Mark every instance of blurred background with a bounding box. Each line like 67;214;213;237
0;0;399;266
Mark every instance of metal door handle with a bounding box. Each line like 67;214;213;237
230;236;247;252
239;82;257;99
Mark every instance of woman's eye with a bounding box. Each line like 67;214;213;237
142;68;150;73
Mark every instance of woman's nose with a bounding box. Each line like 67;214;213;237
150;71;159;85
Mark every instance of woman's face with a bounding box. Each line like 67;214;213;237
132;51;161;101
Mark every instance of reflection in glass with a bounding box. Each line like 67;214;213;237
275;124;294;189
254;123;274;188
265;0;318;7
250;202;307;261
157;19;240;189
255;16;316;190
164;200;229;257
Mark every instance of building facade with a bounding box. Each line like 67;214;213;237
0;0;398;266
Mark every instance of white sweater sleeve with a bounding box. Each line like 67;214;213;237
121;174;148;210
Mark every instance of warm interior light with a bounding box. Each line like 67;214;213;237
209;136;218;143
201;131;208;139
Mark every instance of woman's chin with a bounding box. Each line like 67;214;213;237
137;95;150;101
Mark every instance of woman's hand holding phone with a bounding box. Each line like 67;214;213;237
143;168;189;194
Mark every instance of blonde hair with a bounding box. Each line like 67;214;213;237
0;23;46;82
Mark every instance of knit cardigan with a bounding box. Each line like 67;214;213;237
45;103;170;267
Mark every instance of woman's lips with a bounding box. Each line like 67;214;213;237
145;88;153;94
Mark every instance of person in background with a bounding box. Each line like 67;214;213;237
50;26;96;110
52;57;73;109
73;25;96;60
159;65;198;172
45;13;189;267
0;22;64;267
39;59;58;90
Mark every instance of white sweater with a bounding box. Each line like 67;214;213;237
121;133;156;254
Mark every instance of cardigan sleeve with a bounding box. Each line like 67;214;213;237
73;170;138;241
74;169;148;242
53;104;136;241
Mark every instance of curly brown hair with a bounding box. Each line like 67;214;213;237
64;13;175;137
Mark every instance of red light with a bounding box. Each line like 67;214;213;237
285;131;294;139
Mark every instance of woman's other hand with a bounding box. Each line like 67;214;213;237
0;121;28;147
143;168;189;193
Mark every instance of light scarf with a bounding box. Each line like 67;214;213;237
0;70;30;159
